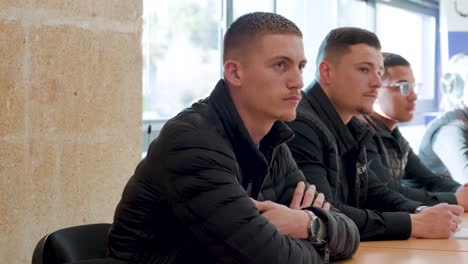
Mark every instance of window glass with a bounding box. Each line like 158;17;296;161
276;0;338;85
142;0;222;120
232;0;274;20
276;0;368;86
141;0;439;152
376;4;436;100
337;0;368;29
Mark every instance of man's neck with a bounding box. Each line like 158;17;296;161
370;111;398;131
228;85;274;144
240;115;274;145
334;107;353;125
230;101;272;144
320;84;353;124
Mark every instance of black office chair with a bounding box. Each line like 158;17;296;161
31;223;119;264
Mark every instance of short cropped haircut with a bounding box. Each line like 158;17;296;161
316;27;381;78
223;12;302;62
382;52;411;79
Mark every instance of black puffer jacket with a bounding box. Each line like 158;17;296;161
359;115;460;205
108;80;359;263
287;82;423;241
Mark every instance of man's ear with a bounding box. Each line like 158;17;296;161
318;61;332;85
224;60;242;86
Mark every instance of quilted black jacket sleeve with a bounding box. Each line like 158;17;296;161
287;119;415;241
108;117;360;263
162;122;358;263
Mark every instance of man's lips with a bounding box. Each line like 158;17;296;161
283;95;302;102
363;92;377;100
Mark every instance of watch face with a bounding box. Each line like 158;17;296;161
312;218;321;238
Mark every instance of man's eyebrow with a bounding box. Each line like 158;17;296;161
269;56;293;62
356;61;384;71
268;56;307;65
356;61;377;66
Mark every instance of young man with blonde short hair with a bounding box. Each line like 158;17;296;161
108;13;359;263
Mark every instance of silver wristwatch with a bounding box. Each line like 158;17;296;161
304;210;319;240
415;205;428;214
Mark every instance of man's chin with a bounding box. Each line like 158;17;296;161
357;106;373;116
279;113;297;122
400;114;414;123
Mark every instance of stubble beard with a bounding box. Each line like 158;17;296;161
356;105;373;115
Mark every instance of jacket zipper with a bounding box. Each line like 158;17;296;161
268;144;282;169
324;244;330;264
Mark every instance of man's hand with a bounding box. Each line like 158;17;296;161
252;199;310;239
250;181;331;239
455;183;468;211
289;181;330;211
410;203;464;238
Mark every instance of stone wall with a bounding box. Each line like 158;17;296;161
0;1;142;262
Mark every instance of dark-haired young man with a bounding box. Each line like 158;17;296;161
359;52;468;211
107;12;359;263
287;27;463;241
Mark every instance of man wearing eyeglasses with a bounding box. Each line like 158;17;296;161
358;52;468;213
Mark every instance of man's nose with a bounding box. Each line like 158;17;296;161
371;72;382;89
288;68;304;90
408;88;418;101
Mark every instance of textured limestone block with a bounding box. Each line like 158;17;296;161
0;141;26;227
0;141;27;264
29;25;141;135
31;0;142;21
0;1;142;263
27;140;60;226
59;140;138;224
0;0;28;9
0;20;25;137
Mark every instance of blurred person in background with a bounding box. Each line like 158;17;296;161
419;52;468;184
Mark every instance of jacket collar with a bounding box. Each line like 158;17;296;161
360;115;392;138
302;82;373;153
210;79;295;152
209;79;294;197
361;115;404;142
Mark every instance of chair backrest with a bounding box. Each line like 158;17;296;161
32;223;111;264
